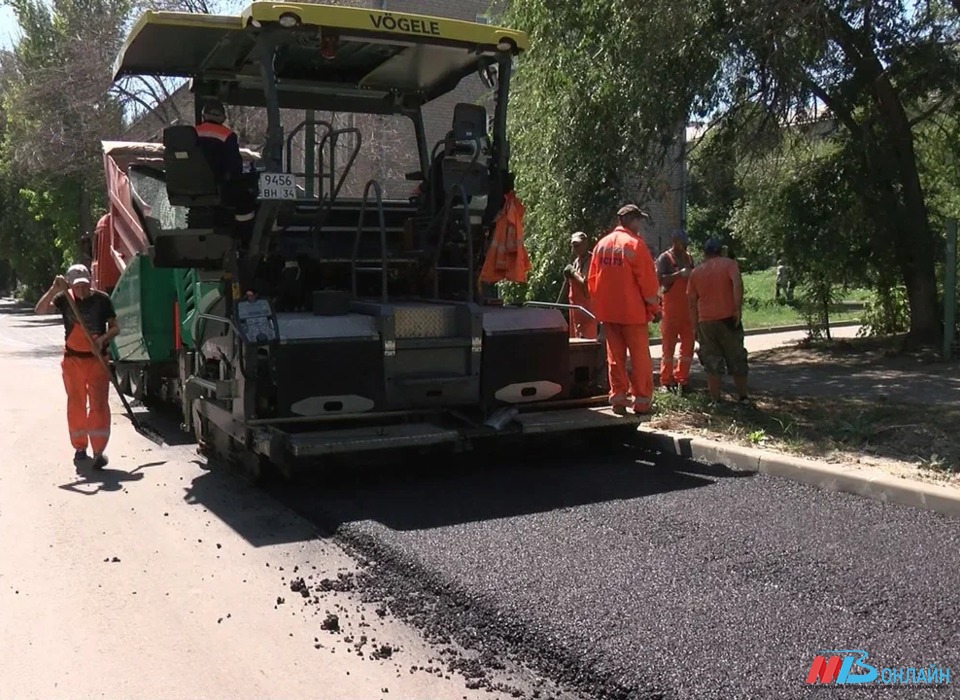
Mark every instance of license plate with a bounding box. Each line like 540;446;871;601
258;172;297;200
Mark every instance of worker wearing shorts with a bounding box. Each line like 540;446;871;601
686;238;749;402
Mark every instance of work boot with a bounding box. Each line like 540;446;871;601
91;453;109;470
611;405;628;416
74;449;88;463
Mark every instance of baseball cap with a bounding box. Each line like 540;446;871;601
704;237;723;254
617;204;650;219
571;231;588;244
66;264;91;286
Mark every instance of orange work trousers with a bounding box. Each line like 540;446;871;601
569;308;599;340
604;322;653;412
659;310;695;387
61;353;111;454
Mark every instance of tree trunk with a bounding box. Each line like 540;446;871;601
822;9;942;347
78;177;91;243
874;119;941;347
823;289;831;341
899;250;941;346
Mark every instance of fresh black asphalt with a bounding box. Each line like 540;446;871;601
272;436;960;700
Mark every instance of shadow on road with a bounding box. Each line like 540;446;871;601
182;463;328;548
4;346;64;359
115;400;197;447
58;459;165;495
12;317;62;327
0;299;36;315
266;435;755;533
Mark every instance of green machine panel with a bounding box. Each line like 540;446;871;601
110;255;180;363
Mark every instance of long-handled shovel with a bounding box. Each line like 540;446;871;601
62;290;166;447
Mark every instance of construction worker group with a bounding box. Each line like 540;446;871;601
570;204;749;414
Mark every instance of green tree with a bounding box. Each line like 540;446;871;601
729;131;875;335
0;0;128;296
502;0;960;346
499;0;721;302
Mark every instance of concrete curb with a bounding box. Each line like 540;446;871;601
637;426;960;520
648;319;862;346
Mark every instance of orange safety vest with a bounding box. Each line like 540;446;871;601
196;122;235;142
660;249;694;314
479;191;531;284
63;291;105;357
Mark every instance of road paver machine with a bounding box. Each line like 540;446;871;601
96;1;640;478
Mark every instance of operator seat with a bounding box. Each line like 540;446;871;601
423;104;492;214
441;103;490;201
162;125;224;208
153;125;238;269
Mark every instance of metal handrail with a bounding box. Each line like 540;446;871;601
522;300;598;321
432;183;474;304
352;180;388;303
309;128;364;258
284;118;333;183
318;127;362;204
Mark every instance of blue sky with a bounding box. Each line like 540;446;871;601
0;6;21;50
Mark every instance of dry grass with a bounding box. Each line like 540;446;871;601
648;332;960;488
649;390;959;485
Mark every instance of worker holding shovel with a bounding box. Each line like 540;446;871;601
35;264;120;469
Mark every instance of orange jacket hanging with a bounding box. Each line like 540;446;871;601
480;192;531;284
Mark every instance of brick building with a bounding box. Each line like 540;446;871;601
120;0;685;255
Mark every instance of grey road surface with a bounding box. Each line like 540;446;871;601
0;298;576;700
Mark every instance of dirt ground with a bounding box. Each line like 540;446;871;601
649;334;960;489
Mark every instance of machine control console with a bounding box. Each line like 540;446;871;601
234;297;278;345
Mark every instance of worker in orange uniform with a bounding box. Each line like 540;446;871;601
34;264;120;469
587;204;661;414
656;228;695;393
564;231;598;339
195;99;244;180
687;237;749;402
196;99;257;247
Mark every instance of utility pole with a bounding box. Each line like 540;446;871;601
944;219;956;360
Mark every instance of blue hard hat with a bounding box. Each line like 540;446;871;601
704;237;723;253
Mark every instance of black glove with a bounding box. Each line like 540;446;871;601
563;264;575;279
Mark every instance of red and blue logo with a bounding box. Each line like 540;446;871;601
806;650;951;686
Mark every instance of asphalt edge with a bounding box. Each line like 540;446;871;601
328;523;643;700
636;426;960;520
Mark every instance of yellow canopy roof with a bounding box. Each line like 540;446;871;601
112;2;527;110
